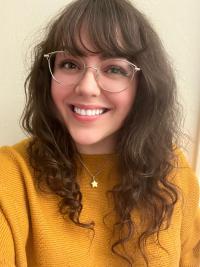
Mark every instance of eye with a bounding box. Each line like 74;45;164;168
103;65;129;77
54;55;84;73
59;60;80;71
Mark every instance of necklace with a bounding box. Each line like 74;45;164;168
78;156;104;188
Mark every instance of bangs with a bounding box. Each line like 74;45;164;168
47;0;144;59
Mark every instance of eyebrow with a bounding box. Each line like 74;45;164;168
62;50;128;61
62;43;128;59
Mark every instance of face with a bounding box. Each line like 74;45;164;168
51;40;138;154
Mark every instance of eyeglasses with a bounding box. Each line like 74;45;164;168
44;51;141;93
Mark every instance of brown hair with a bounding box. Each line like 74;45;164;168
21;0;182;265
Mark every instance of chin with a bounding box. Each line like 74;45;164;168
69;130;104;146
73;138;101;147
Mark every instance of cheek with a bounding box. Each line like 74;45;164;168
112;85;137;115
50;84;70;121
51;84;62;102
51;81;58;99
123;80;138;111
50;89;62;120
51;83;68;108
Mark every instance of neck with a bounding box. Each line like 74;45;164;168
75;138;117;155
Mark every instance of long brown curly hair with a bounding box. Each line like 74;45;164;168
21;0;183;265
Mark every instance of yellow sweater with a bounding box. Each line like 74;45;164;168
0;139;199;267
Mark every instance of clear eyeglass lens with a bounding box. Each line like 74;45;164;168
49;52;84;87
48;51;136;92
98;59;134;92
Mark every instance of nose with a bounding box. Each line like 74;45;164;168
74;67;101;97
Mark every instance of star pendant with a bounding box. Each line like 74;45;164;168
91;180;98;188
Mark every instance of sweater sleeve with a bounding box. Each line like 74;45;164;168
0;209;16;266
177;151;200;267
0;146;29;267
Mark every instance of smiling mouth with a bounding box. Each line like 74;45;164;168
70;105;109;116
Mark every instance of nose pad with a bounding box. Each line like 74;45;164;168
85;66;98;79
78;66;98;83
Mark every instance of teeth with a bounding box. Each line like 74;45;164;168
73;107;105;116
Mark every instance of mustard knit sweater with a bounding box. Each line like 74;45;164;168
0;139;199;267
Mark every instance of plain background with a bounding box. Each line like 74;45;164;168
0;0;200;177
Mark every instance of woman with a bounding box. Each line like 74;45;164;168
0;0;199;266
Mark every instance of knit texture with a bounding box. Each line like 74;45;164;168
0;139;199;267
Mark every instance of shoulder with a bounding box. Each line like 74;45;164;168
0;137;30;158
171;148;199;215
172;148;199;194
0;138;31;168
0;138;33;196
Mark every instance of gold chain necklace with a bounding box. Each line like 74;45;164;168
78;156;105;188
